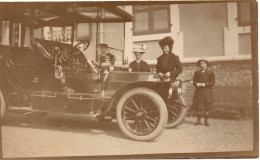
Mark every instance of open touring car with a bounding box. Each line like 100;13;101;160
0;2;188;141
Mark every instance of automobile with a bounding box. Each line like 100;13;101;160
0;2;188;141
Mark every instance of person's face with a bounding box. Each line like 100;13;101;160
200;61;208;70
135;52;143;61
162;45;169;54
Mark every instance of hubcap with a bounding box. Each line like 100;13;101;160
122;95;160;136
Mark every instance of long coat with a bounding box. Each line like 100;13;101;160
129;60;150;72
192;69;215;103
156;52;182;80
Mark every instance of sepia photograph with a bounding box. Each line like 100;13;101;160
0;0;258;159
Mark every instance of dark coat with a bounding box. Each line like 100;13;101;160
192;69;215;103
129;60;150;72
156;52;182;80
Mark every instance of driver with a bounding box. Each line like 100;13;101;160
99;44;115;72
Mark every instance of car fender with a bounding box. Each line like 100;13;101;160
98;81;163;118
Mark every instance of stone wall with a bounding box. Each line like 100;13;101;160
182;60;253;117
180;60;252;87
151;60;253;117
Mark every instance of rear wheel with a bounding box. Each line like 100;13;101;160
166;95;188;128
116;88;167;141
0;88;7;120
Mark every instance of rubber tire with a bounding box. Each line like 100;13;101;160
116;87;168;141
0;88;7;120
166;95;188;128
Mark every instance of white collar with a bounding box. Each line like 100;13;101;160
136;60;141;63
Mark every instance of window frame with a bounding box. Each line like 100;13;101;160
9;22;20;46
237;2;251;26
0;20;2;44
133;5;171;36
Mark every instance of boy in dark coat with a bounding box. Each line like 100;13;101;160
193;57;215;126
129;44;150;72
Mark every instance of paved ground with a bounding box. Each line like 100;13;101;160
1;112;254;158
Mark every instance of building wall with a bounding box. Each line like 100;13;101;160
124;3;253;112
238;33;251;55
133;40;161;61
103;22;125;64
179;3;228;58
86;23;97;61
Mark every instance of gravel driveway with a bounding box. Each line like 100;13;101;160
1;112;254;158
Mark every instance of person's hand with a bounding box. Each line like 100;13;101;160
165;72;170;78
197;83;205;87
158;72;165;78
197;83;202;87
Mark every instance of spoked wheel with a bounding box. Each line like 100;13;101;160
166;95;188;128
116;88;167;141
0;88;7;121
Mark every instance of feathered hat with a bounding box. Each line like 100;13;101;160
159;36;174;53
132;44;147;54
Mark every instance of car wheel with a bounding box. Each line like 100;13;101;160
116;87;167;141
166;95;188;128
0;88;7;120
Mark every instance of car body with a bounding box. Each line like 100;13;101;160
0;2;188;141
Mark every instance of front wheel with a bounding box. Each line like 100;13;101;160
166;95;188;128
116;88;168;141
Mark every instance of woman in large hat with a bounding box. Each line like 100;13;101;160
156;36;182;81
192;57;215;126
129;44;150;72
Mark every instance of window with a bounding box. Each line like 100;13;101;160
76;23;91;41
133;5;171;36
9;22;20;46
237;2;250;26
46;26;73;42
43;24;91;43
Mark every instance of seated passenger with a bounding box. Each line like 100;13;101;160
129;45;150;72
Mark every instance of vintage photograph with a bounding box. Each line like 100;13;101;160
0;0;258;159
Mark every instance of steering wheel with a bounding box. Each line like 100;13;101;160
73;41;90;55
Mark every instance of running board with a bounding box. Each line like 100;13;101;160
8;106;33;113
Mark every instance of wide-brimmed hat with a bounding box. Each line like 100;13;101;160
132;44;147;53
197;56;210;66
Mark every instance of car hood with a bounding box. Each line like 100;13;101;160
104;72;159;82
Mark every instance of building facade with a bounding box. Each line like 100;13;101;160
123;2;253;112
0;2;254;113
